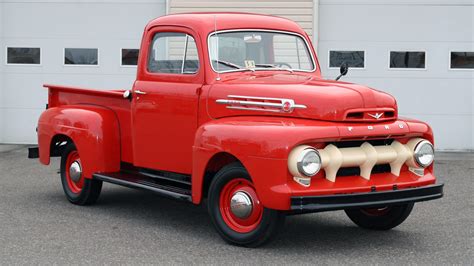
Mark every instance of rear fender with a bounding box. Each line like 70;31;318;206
37;105;121;178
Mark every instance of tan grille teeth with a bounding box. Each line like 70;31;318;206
318;138;424;182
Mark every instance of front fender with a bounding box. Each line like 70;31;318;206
191;116;339;209
37;105;121;178
191;116;434;210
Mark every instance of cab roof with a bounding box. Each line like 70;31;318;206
145;12;307;37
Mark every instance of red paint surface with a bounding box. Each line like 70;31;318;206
36;13;439;211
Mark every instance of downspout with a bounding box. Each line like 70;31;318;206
165;0;170;14
0;1;4;143
312;0;320;55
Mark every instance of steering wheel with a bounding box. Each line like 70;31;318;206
274;62;293;69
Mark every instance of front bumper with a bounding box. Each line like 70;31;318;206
290;183;443;213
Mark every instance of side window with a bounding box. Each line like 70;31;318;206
148;32;199;74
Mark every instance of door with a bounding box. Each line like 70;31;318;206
132;27;203;174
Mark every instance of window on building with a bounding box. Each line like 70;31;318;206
121;49;139;66
148;32;199;74
6;47;41;65
450;52;474;69
64;48;98;65
389;51;425;69
329;50;365;68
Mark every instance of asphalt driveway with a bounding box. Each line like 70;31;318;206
0;145;472;264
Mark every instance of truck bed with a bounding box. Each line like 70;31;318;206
44;84;134;162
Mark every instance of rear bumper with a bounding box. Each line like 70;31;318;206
290;183;443;213
28;146;39;158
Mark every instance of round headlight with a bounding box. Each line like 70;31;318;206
297;148;321;177
414;140;434;168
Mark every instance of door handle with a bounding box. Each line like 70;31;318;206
135;90;147;95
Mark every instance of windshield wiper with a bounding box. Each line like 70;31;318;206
212;60;255;72
254;64;294;73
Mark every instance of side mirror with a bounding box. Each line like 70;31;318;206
335;62;349;81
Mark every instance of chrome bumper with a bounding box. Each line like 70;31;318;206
290;183;444;213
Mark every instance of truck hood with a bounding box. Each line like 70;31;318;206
207;73;398;122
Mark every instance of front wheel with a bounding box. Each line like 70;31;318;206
344;203;414;230
60;143;102;205
208;163;285;247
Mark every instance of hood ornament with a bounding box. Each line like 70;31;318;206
216;95;306;113
368;112;383;119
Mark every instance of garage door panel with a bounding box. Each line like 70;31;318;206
319;5;473;42
2;108;42;144
342;77;473;116
1;72;136;109
404;114;473;150
318;41;474;79
3;2;165;39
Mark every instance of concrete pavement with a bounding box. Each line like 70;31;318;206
0;145;472;264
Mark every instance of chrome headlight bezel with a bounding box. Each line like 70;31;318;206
296;148;322;177
413;140;435;168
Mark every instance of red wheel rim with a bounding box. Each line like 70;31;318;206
219;178;263;233
361;207;390;216
65;150;84;194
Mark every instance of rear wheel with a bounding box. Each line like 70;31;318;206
60;143;102;205
208;163;285;247
344;203;414;230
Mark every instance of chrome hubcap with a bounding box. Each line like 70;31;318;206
230;191;253;219
69;161;82;182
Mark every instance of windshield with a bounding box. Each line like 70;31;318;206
209;30;315;73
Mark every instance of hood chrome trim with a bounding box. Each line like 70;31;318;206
216;95;307;113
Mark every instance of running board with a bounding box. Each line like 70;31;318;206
93;172;192;202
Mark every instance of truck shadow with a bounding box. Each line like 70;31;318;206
86;185;422;251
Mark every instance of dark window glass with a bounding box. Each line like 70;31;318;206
64;48;98;65
7;47;40;64
390;51;425;69
329;51;364;68
148;32;199;74
121;49;139;66
450;52;474;69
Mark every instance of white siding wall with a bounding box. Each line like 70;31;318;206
169;0;314;37
318;0;474;151
0;0;166;144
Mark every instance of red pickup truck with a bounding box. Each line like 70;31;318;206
30;13;443;247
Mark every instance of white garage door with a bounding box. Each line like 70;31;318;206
0;0;167;144
318;0;473;151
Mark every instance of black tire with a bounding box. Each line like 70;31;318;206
208;163;285;247
344;203;414;230
60;143;102;205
